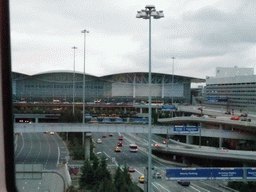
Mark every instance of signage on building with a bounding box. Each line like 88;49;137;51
173;126;199;133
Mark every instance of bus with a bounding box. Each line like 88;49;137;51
130;144;138;152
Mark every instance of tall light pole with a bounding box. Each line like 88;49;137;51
136;5;164;192
81;30;89;124
172;57;175;105
72;46;77;115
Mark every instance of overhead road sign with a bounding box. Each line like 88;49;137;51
247;168;256;180
166;168;244;180
166;168;211;180
173;126;199;133
212;168;243;180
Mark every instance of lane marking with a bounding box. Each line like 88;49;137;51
135;169;143;175
152;182;161;191
190;185;201;192
15;133;25;159
198;181;223;192
103;151;110;158
154;182;171;192
192;183;211;192
57;146;60;167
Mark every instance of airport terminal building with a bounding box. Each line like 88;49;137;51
12;71;205;104
205;66;256;111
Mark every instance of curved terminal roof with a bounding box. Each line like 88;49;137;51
12;71;205;83
101;72;205;83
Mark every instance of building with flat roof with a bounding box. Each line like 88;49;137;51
12;71;205;104
205;66;256;111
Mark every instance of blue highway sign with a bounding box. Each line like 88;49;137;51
173;126;199;133
247;168;256;180
211;168;243;180
166;168;211;180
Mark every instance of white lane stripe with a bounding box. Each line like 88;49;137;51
197;181;222;192
154;182;170;192
190;185;201;192
135;169;143;175
57;146;60;167
191;184;211;192
103;151;110;158
15;133;25;159
152;182;161;191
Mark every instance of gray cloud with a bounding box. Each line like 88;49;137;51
10;0;256;81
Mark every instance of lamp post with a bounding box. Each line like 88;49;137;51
81;30;89;124
72;46;77;115
136;5;164;192
171;57;175;118
172;57;175;105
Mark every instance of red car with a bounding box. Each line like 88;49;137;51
117;142;123;147
109;133;113;137
102;135;107;138
231;116;240;120
197;107;202;110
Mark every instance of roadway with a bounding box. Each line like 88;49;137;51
91;132;232;192
14;131;235;191
15;132;69;192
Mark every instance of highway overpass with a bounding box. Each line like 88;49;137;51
14;122;256;140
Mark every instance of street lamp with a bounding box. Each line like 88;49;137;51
172;57;175;105
81;30;89;124
136;5;164;192
72;46;77;115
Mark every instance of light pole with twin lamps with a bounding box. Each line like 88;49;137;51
172;57;175;105
136;5;164;192
72;46;77;115
81;30;89;124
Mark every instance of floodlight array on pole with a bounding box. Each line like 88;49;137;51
72;46;77;115
136;5;164;192
81;30;89;124
172;57;175;105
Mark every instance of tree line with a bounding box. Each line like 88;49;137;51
78;155;141;192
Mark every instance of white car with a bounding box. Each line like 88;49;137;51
97;139;102;144
50;131;55;135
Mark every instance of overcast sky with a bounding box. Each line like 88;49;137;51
10;0;256;83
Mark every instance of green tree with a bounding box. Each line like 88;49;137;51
92;156;114;191
66;185;78;192
92;155;99;172
79;159;94;190
92;177;115;192
113;164;135;192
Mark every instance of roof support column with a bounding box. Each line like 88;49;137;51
219;124;223;147
85;132;91;160
186;135;193;144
